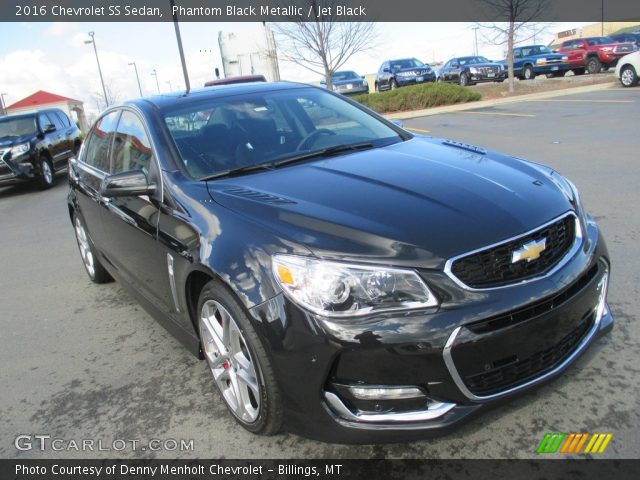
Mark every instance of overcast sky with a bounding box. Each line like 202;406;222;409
0;21;586;118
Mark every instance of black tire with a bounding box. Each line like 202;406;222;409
573;68;585;76
619;65;639;87
436;76;443;83
197;279;282;435
523;65;535;80
459;72;470;86
374;82;379;93
546;71;566;78
390;78;398;90
72;212;112;284
586;57;601;74
38;156;54;189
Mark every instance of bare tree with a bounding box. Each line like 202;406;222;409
271;1;377;89
91;82;122;111
476;0;551;92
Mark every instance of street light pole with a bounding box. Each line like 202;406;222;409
151;69;160;94
128;62;143;97
84;31;108;108
472;26;480;56
0;93;8;116
166;81;173;91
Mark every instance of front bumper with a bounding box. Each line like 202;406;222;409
249;217;612;443
334;85;369;96
469;71;508;82
533;63;570;75
396;73;436;86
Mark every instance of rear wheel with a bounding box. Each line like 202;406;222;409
198;280;282;435
620;65;639;87
586;57;602;74
38;157;54;189
73;212;112;283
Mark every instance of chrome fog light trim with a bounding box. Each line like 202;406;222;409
347;385;426;400
324;392;455;424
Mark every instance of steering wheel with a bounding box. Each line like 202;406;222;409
296;128;336;151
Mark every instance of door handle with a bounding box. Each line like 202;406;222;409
106;201;136;226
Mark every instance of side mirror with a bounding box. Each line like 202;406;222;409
383;67;390;73
361;75;365;79
100;170;156;198
44;124;56;133
389;119;404;129
320;78;326;85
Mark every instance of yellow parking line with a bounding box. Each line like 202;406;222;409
528;99;634;103
458;111;536;117
406;127;431;133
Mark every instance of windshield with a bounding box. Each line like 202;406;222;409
587;37;614;45
521;45;553;55
390;58;425;69
333;71;359;81
0;117;36;138
459;56;491;65
163;87;404;179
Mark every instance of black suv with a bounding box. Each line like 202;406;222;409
69;82;612;443
0;109;81;188
375;58;436;91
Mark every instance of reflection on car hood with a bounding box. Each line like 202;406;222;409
0;134;34;148
207;137;572;268
333;78;364;86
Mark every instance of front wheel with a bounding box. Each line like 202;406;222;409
620;65;639;87
38;157;54;189
198;280;282;435
459;73;470;86
73;212;112;283
586;57;602;74
390;79;398;90
523;65;535;80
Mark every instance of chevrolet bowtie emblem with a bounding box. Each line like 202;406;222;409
512;238;547;263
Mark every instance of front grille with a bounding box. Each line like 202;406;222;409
479;67;500;75
463;310;594;396
450;214;576;288
467;263;599;334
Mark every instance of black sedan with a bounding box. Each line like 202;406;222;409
375;58;436;91
321;70;369;96
68;82;612;443
437;56;507;86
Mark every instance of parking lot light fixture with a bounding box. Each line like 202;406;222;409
151;69;160;94
128;62;143;97
0;93;8;116
84;31;108;108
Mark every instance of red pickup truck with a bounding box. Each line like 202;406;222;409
557;36;636;75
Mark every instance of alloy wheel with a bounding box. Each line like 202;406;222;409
621;67;637;87
74;216;95;277
42;160;53;185
200;300;261;423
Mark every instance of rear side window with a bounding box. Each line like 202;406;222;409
82;111;120;172
54;111;71;128
111;111;153;174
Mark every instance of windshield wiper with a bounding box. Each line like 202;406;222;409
272;142;374;168
199;162;274;181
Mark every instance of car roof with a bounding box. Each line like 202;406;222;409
124;81;315;112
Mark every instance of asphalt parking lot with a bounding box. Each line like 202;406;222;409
1;85;639;459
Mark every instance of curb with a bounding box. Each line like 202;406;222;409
387;81;618;120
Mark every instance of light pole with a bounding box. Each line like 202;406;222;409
166;80;173;91
472;26;480;56
128;62;143;97
84;31;108;108
0;93;8;116
151;69;160;94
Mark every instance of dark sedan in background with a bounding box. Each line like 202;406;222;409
321;70;369;96
375;58;436;91
68;82;612;443
0;109;81;189
437;56;507;85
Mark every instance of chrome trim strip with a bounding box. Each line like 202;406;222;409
444;211;582;291
166;253;181;313
443;267;609;402
324;392;456;423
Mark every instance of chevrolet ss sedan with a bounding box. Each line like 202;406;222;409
68;82;612;443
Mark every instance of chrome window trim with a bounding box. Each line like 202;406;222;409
443;211;582;291
443;265;609;402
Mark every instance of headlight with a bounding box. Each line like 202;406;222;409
550;171;586;221
601;47;613;52
469;67;479;74
272;255;439;317
562;55;569;61
536;58;547;65
10;143;30;158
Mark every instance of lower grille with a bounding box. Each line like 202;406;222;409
463;311;594;396
450;213;577;288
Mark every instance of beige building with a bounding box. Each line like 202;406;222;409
551;22;639;46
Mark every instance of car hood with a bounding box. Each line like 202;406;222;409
466;62;502;68
0;134;34;148
394;66;432;74
207;137;573;268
